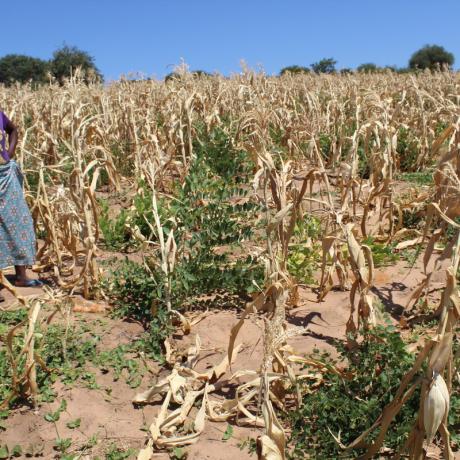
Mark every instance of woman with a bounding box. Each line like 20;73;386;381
0;110;42;302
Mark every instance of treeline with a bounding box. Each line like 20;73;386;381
0;45;101;86
280;45;455;75
0;43;455;85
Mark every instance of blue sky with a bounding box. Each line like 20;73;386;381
2;1;459;80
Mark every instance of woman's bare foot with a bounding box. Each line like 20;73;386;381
14;278;44;287
14;265;43;287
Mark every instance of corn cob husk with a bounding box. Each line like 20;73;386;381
423;372;449;444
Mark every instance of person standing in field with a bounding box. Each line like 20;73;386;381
0;110;42;302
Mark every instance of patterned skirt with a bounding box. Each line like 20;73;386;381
0;161;36;269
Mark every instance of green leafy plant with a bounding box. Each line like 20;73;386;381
318;133;332;160
102;259;172;360
362;237;399;267
0;308;153;410
44;399;67;422
401;245;423;267
96;343;144;386
103;125;264;321
287;217;321;284
397;127;420;172
398;171;433;186
237;437;257;455
170;447;188;459
279;66;311;76
222;424;234;441
54;438;72;453
103;259;162;325
402;208;425;230
409;44;454;70
311;58;337;74
66;418;81;429
0;445;21;459
9;446;21;458
98;199;130;250
105;444;135;460
289;324;422;458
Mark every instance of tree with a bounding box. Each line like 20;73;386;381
357;63;380;73
165;72;179;83
279;65;310;76
0;54;49;85
311;58;336;74
165;70;211;82
409;45;454;70
50;45;102;82
191;70;212;78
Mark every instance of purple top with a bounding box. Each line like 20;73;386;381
0;111;10;162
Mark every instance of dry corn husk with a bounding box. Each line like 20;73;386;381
424;372;449;444
257;435;283;460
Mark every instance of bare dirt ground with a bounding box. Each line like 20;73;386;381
2;247;450;460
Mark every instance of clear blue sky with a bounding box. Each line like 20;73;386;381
2;1;459;80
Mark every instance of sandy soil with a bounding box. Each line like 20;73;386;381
0;247;451;459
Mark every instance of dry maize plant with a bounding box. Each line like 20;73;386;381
336;121;460;459
1;69;460;458
225;100;338;458
0;286;70;408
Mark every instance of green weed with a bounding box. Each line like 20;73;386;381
0;310;150;409
288;217;321;284
400;245;422;267
289;324;421;458
397;127;420;172
54;438;72;453
98;199;130;250
44;399;67;422
103;124;264;316
105;443;136;460
398;171;433;186
363;237;399;267
0;444;22;459
66;418;81;429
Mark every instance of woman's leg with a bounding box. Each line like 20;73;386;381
14;266;43;287
15;265;28;283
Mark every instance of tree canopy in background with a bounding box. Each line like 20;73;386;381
409;45;454;70
50;45;102;82
356;63;380;73
0;55;49;85
0;43;457;86
279;65;310;76
0;45;102;86
165;70;212;82
311;58;337;74
278;44;455;77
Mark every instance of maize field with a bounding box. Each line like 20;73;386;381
0;68;459;459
